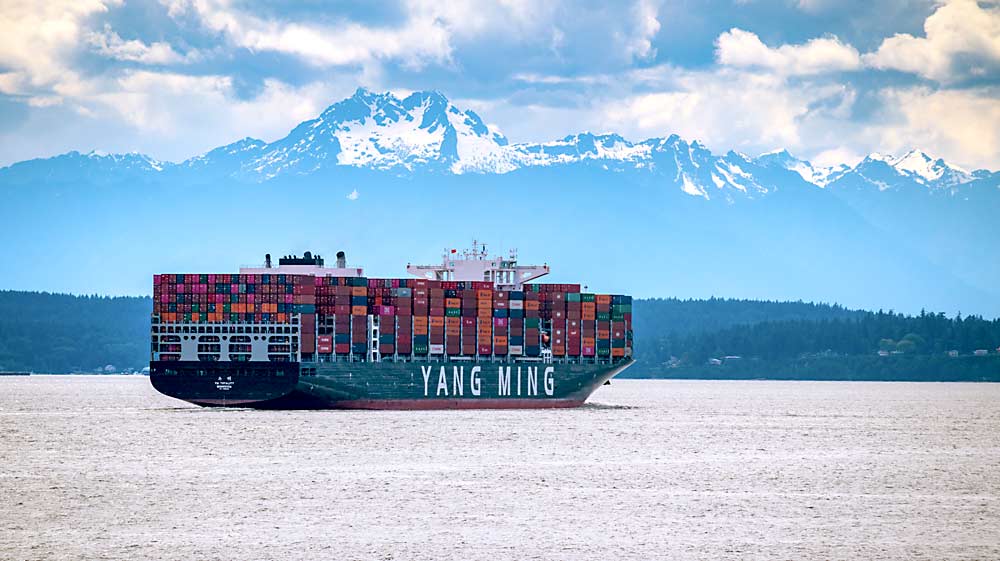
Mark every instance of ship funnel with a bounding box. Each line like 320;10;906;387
265;253;272;268
336;251;346;268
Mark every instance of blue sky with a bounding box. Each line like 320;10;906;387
1;0;998;169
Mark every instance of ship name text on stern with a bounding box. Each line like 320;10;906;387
420;365;556;397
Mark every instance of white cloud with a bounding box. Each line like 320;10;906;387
346;188;359;201
603;66;855;152
164;0;454;70
87;70;350;149
716;28;862;75
810;147;863;169
0;0;117;100
863;0;1000;82
869;86;1000;170
86;24;198;65
625;0;662;59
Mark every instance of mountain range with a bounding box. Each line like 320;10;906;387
1;88;998;316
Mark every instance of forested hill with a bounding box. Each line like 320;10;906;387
628;309;1000;380
0;291;151;373
0;290;998;380
631;297;864;338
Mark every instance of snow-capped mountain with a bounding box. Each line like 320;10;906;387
1;88;996;200
833;150;976;192
230;89;511;178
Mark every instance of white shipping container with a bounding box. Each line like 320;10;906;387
430;344;444;354
509;345;523;355
509;300;524;310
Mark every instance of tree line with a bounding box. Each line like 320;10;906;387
1;291;998;380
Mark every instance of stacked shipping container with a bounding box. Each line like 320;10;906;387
153;274;632;362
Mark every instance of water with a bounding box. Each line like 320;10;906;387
1;376;999;560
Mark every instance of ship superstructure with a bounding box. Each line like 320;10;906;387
150;245;633;409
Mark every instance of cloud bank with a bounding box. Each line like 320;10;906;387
0;0;997;170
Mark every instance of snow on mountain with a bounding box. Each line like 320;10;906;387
184;137;266;170
887;149;973;187
754;149;849;187
831;150;980;193
81;150;171;172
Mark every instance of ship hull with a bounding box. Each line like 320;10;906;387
149;359;632;410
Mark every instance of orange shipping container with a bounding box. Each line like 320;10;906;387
476;290;492;299
351;286;367;296
429;317;445;327
351;306;367;315
583;337;596;347
493;336;508;345
445;298;461;308
446;327;461;336
595;295;612;305
597;329;611;339
524;300;540;311
446;317;461;327
582;310;596;321
612;348;626;357
414;325;429;335
413;317;429;328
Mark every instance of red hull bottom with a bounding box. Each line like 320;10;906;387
189;397;585;410
326;398;585;410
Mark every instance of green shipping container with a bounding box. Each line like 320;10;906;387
582;293;595;302
596;312;611;321
525;318;541;328
566;293;581;302
445;308;462;317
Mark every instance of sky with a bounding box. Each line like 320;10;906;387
0;0;998;170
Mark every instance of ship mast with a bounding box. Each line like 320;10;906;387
406;240;549;289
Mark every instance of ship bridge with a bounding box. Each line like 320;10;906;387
406;241;549;289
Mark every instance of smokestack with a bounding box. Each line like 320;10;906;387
265;253;272;268
336;251;346;268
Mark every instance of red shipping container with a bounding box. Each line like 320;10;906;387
478;344;492;355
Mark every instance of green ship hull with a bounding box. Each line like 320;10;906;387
149;359;633;409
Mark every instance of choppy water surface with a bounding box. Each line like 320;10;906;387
1;376;999;560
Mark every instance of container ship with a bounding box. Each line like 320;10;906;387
149;244;633;409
